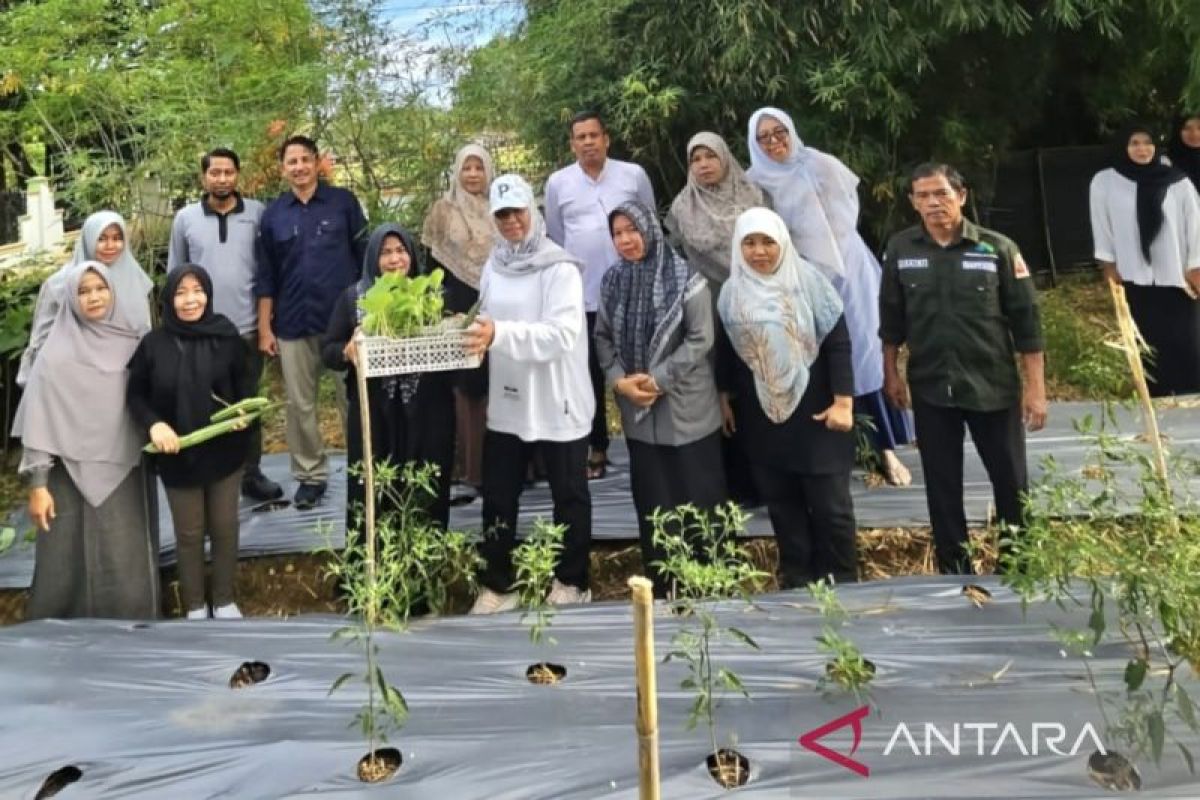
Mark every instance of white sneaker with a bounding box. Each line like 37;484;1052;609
186;606;209;620
469;588;519;615
212;603;243;620
546;579;592;606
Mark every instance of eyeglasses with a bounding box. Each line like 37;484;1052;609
755;127;790;145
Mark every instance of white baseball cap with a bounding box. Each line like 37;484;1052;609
489;174;534;213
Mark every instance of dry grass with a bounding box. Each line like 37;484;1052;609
0;528;1000;626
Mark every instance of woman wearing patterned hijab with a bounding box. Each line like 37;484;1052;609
666;131;767;506
717;208;858;589
422;144;495;499
16;261;159;619
595;200;725;594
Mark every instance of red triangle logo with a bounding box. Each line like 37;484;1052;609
798;705;871;777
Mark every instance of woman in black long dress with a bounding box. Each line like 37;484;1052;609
322;223;456;537
716;208;858;588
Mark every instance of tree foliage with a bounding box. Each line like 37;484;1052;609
454;0;1200;237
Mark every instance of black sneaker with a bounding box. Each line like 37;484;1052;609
293;482;326;510
242;470;284;502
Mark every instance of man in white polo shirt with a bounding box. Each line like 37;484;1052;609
167;147;283;502
544;111;656;480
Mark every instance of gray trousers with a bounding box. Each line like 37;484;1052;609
278;335;347;483
164;468;244;610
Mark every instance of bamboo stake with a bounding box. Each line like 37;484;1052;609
628;576;661;800
1106;280;1171;488
355;336;378;626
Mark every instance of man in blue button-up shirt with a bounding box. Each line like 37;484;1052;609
256;135;368;509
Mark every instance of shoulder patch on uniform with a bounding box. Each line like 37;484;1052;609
1013;254;1030;279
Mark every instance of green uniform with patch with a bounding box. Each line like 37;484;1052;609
878;219;1043;412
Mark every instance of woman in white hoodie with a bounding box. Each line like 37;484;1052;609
464;174;595;613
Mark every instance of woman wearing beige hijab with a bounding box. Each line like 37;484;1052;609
422;144;495;499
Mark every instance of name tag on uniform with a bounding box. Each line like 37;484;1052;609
897;258;929;270
961;259;997;272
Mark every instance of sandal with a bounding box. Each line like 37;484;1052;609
882;450;912;487
586;453;608;481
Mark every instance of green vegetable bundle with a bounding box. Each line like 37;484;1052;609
358;269;446;338
142;396;277;454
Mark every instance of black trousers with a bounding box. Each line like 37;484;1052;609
585;312;609;453
627;432;728;596
479;431;592;592
751;465;858;589
1124;282;1200;397
912;399;1027;574
240;334;266;475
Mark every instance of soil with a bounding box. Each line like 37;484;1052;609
525;662;566;684
1087;749;1141;791
33;766;82;800
706;748;750;788
356;747;402;783
229;661;272;689
0;529;998;626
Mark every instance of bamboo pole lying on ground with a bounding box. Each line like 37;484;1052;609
628;576;660;800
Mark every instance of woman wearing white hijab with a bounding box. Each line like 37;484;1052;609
716;208;858;588
463;174;594;614
18;210;153;386
16;261;159;619
746;107;913;485
422;144;496;497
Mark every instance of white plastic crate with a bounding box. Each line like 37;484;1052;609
358;328;481;377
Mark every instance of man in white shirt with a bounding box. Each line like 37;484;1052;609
544;111;656;479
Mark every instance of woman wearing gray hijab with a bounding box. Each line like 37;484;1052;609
16;261;160;619
665;131;767;506
17;210;153;386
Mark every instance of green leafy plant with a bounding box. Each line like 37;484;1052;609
810;580;876;699
512;518;566;646
1005;407;1200;777
852;412;881;476
652;502;768;773
323;459;481;780
358;269;446;338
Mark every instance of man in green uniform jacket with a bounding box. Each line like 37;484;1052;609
879;162;1048;574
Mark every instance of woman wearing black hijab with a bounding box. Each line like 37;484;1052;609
1089;122;1200;396
322;223;457;537
1168;113;1200;193
127;265;253;619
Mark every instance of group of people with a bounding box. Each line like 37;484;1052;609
21;105;1195;623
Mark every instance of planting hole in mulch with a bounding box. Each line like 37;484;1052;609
34;765;82;799
525;662;566;685
962;584;993;607
825;658;877;681
706;748;750;788
1088;749;1141;791
357;747;402;783
229;661;271;689
251;499;291;513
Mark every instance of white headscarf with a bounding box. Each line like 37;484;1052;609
746;107;864;282
484;175;581;277
16;262;145;506
718;208;843;423
421;144;495;290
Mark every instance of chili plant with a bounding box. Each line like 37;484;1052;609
323;460;481;776
512;518;566;645
652;502;768;763
1004;406;1200;777
810;580;875;700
